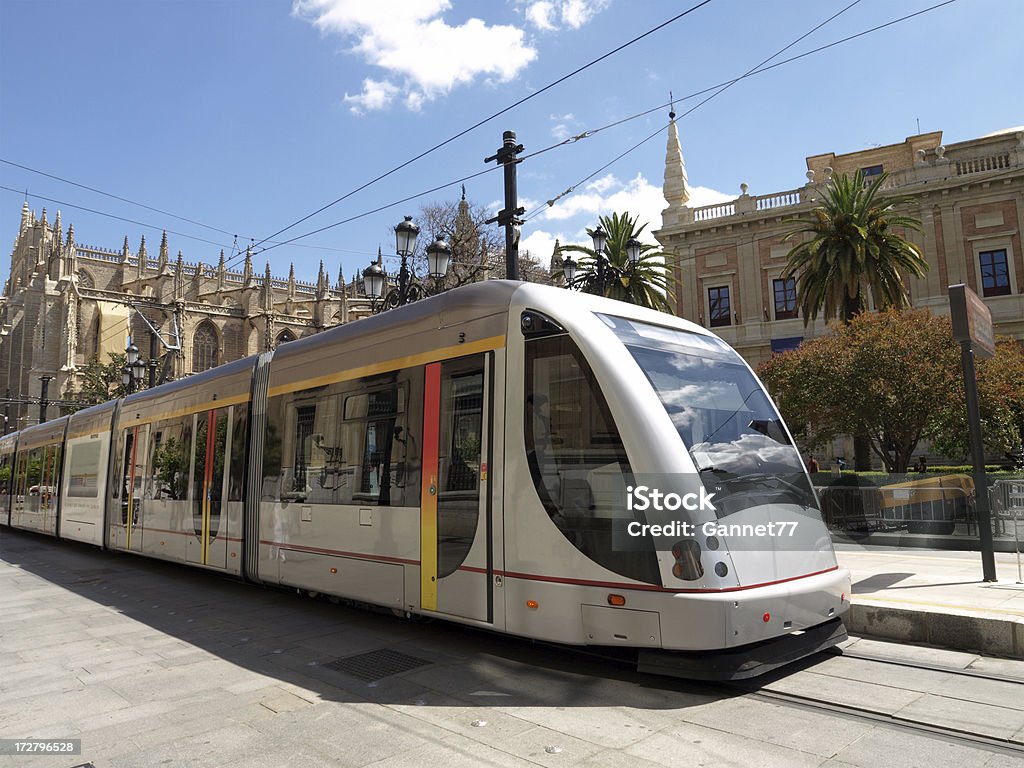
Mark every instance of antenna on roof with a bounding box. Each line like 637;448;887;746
916;117;921;134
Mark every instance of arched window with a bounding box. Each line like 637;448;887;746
275;329;296;347
192;322;219;373
77;269;94;289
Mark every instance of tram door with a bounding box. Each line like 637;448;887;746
114;425;148;553
421;353;492;622
188;408;228;569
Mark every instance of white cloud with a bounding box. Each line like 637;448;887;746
525;1;556;30
523;0;611;31
343;78;399;114
522;172;733;259
295;1;538;113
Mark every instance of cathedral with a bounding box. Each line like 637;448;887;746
0;202;371;430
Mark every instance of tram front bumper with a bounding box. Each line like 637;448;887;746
657;567;851;652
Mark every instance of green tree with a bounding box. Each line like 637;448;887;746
781;171;929;323
931;339;1024;463
74;353;147;405
556;211;672;312
758;309;1024;472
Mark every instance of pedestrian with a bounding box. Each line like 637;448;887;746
914;456;927;473
807;454;819;473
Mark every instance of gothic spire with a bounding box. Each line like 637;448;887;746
262;262;273;311
137;235;147;276
243;245;253;286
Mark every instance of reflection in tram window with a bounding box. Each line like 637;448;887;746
437;361;484;578
264;367;422;507
119;428;144;526
524;334;658;585
600;315;819;519
228;405;248;502
193;409;228;539
149;416;192;500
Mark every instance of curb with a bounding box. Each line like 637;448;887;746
846;601;1024;659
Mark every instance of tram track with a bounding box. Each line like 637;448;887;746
827;644;1024;685
736;683;1024;758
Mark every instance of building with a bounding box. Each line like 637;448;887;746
0;203;373;430
654;122;1024;365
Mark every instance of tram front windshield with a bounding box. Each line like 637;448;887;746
600;315;819;519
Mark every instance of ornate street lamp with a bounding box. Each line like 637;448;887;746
561;254;578;286
625;237;642;266
591;224;608;293
121;343;146;394
362;216;451;313
425;237;452;280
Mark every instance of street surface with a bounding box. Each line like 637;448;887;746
2;530;1023;768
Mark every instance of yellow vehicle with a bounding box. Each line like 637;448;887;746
879;474;974;535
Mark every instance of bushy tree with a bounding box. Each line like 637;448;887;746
758;309;1022;472
74;353;133;405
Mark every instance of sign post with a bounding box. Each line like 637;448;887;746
949;283;997;582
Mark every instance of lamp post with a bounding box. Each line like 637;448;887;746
560;231;644;296
591;225;607;294
121;343;146;395
362;216;451;313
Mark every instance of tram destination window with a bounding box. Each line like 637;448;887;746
524;333;658;585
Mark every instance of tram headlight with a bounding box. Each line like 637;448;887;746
670;539;703;581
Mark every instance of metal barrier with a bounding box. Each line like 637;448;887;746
992;479;1024;581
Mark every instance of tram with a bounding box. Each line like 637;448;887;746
0;282;849;679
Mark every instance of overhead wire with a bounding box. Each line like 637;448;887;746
7;0;963;287
247;0;715;251
523;0;961;221
0;160;375;257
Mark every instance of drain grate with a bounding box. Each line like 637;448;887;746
324;649;432;681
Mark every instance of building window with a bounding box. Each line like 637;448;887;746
77;269;94;289
861;164;883;182
979;249;1011;297
276;329;296;347
708;286;731;327
773;278;798;320
192;322;219;372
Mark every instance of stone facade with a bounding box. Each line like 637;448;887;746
0;203;373;429
655;123;1024;366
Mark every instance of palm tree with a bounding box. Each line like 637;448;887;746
557;212;672;312
781;170;928;470
781;170;928;324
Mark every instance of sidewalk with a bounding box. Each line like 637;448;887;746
837;547;1024;659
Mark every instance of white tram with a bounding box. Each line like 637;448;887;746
0;282;850;678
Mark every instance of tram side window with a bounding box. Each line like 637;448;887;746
263;367;422;507
148;416;193;501
67;442;102;498
524;334;659;585
0;450;12;496
228;405;248;502
347;383;408;506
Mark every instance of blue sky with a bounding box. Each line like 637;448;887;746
1;0;1021;287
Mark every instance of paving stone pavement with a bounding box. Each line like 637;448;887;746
2;530;1023;768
